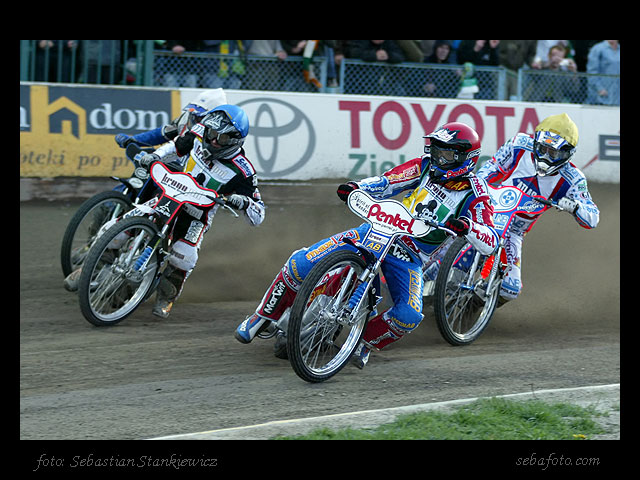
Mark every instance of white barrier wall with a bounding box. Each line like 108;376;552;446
20;83;619;183
216;89;619;183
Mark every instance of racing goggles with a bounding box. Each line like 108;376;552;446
183;103;208;116
428;143;464;168
205;128;241;146
534;142;573;164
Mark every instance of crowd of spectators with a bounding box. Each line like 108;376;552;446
25;40;620;104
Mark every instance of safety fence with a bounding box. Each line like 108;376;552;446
20;40;620;106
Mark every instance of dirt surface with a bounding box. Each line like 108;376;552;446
20;181;620;440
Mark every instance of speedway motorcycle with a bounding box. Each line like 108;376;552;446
285;186;561;383
77;159;237;326
60;144;173;278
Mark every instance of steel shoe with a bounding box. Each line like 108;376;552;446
351;342;371;370
234;313;268;344
63;268;82;292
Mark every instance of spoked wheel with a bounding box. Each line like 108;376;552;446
287;250;371;383
60;190;133;277
434;237;499;346
78;217;159;326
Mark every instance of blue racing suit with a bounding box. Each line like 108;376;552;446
246;155;499;349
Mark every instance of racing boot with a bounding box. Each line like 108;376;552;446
63;268;82;292
152;267;187;318
234;268;297;344
351;311;404;369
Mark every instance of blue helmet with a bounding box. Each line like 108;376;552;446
201;104;250;161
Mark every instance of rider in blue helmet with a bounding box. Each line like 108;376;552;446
132;103;265;318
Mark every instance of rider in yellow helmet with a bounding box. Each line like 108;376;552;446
476;113;599;305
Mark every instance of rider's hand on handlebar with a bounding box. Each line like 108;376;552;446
557;197;579;214
115;133;135;148
139;153;160;169
337;182;359;202
226;194;250;210
444;217;470;237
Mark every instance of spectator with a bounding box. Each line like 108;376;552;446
531;40;572;69
422;40;459;98
570;40;601;72
155;40;203;87
245;40;287;91
538;44;580;103
456;40;500;66
200;40;251;89
456;40;500;99
586;40;620;105
349;40;405;95
499;40;537;99
34;40;77;83
350;40;405;64
281;40;324;90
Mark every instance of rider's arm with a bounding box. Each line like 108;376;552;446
115;124;180;148
457;178;499;255
476;134;530;185
338;157;426;200
227;177;265;226
555;169;600;229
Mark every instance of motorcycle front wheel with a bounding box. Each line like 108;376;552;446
78;216;159;326
433;237;499;346
60;190;133;277
287;250;371;383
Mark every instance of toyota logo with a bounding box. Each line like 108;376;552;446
237;98;315;178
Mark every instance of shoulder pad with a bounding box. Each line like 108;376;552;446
513;133;533;151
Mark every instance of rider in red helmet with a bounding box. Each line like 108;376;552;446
235;122;498;369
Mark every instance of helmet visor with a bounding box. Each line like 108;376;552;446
429;143;464;168
534;142;572;164
203;112;242;146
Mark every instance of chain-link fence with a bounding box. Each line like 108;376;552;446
20;40;620;106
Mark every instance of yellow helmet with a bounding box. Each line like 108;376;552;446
533;113;578;176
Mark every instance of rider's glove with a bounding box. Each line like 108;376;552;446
139;153;160;169
115;133;134;148
557;197;579;214
445;216;470;237
337;182;359;202
226;194;250;210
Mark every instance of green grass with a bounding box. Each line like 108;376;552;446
273;397;607;440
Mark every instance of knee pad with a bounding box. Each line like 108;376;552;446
168;239;198;272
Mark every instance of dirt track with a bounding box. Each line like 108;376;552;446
20;181;619;440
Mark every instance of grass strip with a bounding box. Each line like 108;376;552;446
273;397;608;440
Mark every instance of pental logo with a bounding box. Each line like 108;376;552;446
237;98;315;178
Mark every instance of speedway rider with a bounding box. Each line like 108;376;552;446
71;105;265;318
62;89;230;293
135;104;265;318
476;113;599;305
235;122;499;368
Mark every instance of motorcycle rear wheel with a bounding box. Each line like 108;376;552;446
287;250;371;383
433;237;499;346
78;216;159;326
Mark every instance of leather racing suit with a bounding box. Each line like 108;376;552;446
476;133;599;301
240;154;498;349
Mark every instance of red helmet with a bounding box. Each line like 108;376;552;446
424;122;481;183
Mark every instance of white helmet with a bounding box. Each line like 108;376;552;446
183;88;228;117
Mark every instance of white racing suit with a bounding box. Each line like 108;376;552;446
476;133;599;301
103;122;265;317
240;155;498;350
